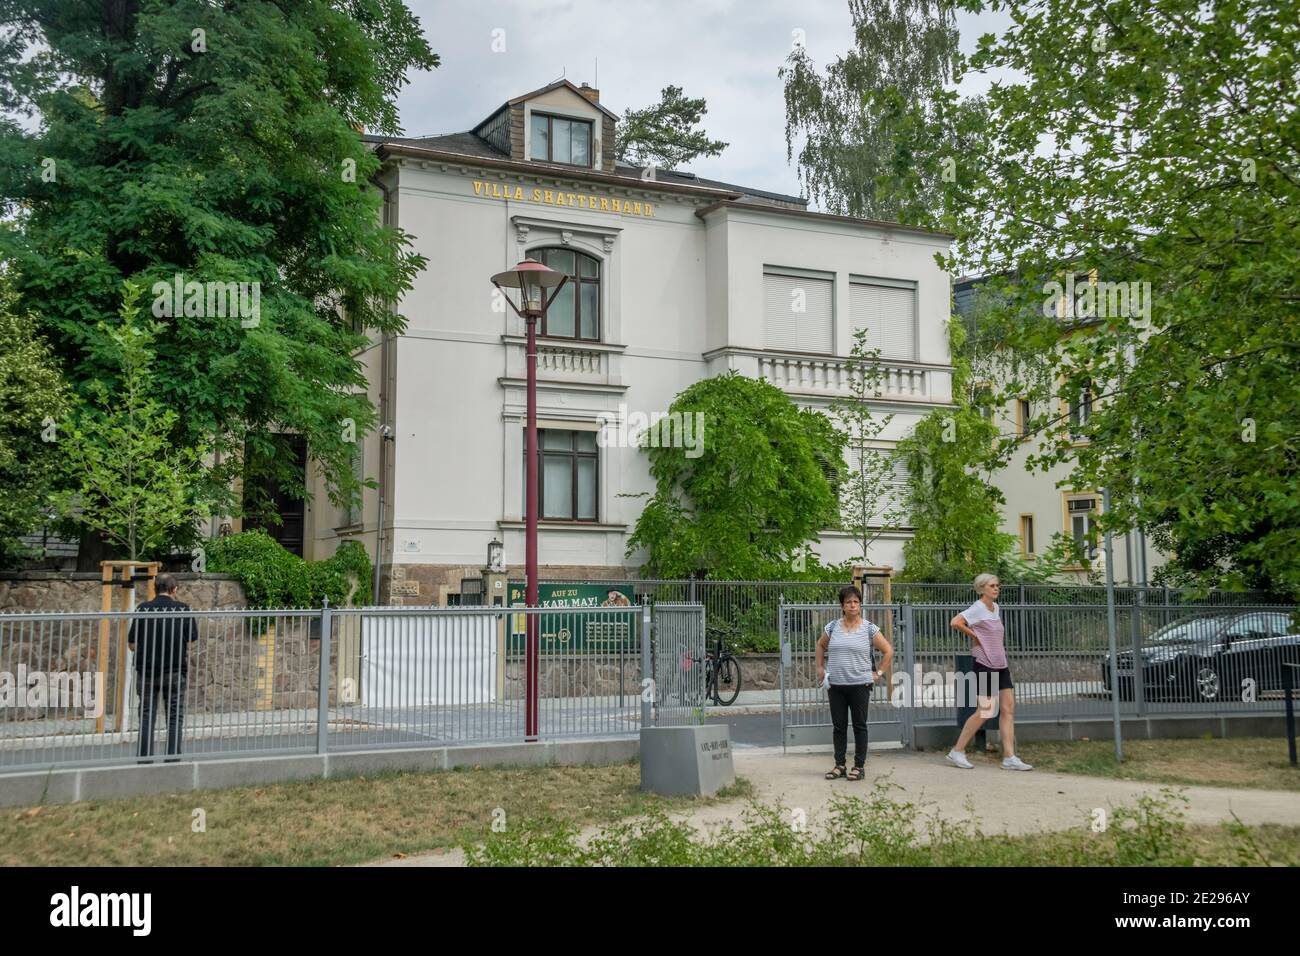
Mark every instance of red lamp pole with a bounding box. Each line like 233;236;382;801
491;260;567;742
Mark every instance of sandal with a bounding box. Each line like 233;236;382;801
824;765;847;780
847;766;865;782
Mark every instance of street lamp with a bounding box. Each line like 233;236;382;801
490;259;568;741
486;537;503;573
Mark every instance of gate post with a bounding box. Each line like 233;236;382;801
317;598;332;755
778;603;788;754
902;602;916;749
641;602;652;729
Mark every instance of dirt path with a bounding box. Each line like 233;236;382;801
365;749;1300;867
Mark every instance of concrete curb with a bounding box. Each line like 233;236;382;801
0;737;639;809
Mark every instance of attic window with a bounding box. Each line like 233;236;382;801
530;113;592;167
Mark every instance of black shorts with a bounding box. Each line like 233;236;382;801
972;661;1014;692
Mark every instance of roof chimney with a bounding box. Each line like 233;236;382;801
578;82;600;105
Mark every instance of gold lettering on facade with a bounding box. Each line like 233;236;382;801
469;181;655;217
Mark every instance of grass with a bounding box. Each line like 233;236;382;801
1016;736;1300;791
0;762;753;867
464;783;1300;867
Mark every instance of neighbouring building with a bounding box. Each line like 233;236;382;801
953;274;1165;585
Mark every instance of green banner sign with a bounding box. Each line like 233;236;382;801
508;584;637;653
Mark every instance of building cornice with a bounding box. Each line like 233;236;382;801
696;199;954;241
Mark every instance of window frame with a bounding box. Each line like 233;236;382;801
1019;513;1036;556
1062;492;1100;566
529;112;594;168
523;428;599;523
535;247;601;342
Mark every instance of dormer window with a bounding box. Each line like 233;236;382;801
530;113;592;166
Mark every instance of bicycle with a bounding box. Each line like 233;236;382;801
697;633;743;706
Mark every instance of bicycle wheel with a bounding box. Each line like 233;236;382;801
713;656;742;706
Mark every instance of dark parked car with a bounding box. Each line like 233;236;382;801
1101;612;1300;703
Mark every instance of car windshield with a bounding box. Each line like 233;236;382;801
1147;617;1225;646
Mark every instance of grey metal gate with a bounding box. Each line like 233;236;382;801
779;602;914;750
646;602;707;727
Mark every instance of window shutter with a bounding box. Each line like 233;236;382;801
765;272;832;353
850;282;916;361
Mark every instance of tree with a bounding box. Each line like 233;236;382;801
0;266;72;567
896;315;1088;583
51;282;211;561
780;0;979;225
626;373;845;578
0;0;437;558
944;0;1300;597
827;329;907;563
615;86;728;169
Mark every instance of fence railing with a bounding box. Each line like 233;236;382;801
0;602;694;774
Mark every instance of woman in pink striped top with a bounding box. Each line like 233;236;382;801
945;574;1033;771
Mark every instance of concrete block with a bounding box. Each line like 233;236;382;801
0;767;81;808
78;761;195;802
640;724;735;797
550;737;638;767
193;754;324;790
327;747;447;778
1144;716;1225;739
444;741;557;770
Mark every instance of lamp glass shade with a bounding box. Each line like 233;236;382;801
487;537;504;572
490;259;565;315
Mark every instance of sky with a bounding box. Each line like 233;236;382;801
397;0;1014;206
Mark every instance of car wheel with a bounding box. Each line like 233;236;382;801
1194;663;1220;701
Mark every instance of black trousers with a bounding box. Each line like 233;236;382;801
137;671;187;758
828;683;872;768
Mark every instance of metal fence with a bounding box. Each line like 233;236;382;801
646;603;708;727
868;603;1296;725
779;603;912;748
0;601;700;774
777;601;1300;749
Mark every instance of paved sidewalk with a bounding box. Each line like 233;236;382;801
365;747;1300;867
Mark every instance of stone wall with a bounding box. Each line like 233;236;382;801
0;572;248;613
0;573;348;721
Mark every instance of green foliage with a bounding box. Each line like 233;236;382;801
828;328;907;563
0;0;436;535
941;0;1300;598
206;530;371;608
615;86;728;169
780;0;982;226
626;373;845;579
0;268;72;568
464;782;1223;867
51;282;211;560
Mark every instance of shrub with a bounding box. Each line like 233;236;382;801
206;530;371;608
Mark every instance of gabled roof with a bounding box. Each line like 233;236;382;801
501;78;621;121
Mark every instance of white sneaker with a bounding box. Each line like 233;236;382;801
1001;755;1033;771
946;750;973;769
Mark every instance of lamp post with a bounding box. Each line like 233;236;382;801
490;259;568;741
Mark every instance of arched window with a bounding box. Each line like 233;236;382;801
535;247;600;341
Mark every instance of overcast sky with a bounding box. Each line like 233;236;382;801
398;0;1013;206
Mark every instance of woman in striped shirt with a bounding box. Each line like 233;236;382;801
946;573;1032;771
816;585;894;781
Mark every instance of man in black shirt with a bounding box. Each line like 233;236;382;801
128;574;199;760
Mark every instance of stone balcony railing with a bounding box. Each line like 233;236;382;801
500;335;627;391
758;353;929;399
